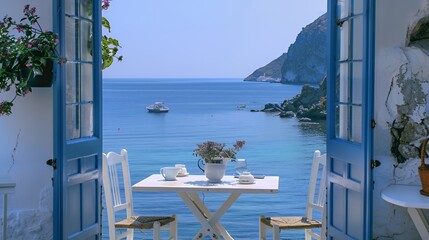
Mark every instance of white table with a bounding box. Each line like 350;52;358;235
0;175;15;240
132;174;279;240
381;185;429;239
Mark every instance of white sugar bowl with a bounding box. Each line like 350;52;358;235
239;171;255;183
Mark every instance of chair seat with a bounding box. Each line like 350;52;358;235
261;216;322;229
115;215;176;229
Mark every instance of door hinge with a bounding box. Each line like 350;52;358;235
371;159;381;169
46;158;57;170
371;119;376;129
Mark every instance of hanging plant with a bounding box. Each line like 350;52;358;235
0;4;63;116
0;2;122;116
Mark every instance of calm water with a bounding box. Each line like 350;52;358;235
102;78;326;239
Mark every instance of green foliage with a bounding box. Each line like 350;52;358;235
193;140;246;163
101;1;122;70
0;2;122;116
0;5;61;116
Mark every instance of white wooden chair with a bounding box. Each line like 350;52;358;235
102;149;178;240
259;150;327;240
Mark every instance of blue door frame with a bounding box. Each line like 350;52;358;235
53;0;103;239
327;0;375;239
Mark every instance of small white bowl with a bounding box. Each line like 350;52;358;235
239;171;255;184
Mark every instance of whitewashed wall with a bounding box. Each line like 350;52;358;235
373;0;429;239
0;0;53;239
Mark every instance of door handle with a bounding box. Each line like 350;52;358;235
371;160;381;169
46;158;57;170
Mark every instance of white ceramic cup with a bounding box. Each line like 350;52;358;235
160;167;181;181
175;164;188;175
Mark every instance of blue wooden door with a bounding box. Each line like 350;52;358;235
327;0;374;239
53;0;103;239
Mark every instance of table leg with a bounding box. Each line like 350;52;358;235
3;194;7;240
177;192;240;240
190;192;239;240
178;192;223;239
407;208;429;239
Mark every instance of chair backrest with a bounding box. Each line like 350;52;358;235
305;150;327;240
102;149;134;239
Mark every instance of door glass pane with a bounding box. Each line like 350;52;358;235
81;21;93;62
353;0;364;15
339;21;349;61
81;63;93;102
66;63;78;104
67;104;80;140
353;16;363;60
65;17;78;61
336;104;349;140
339;62;349;103
80;0;93;20
65;0;77;16
338;0;349;19
351;106;362;143
352;62;362;104
335;104;362;143
81;103;93;138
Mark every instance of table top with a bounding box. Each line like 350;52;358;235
132;174;279;194
381;185;429;209
0;175;16;194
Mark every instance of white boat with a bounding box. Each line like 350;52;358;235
146;102;169;113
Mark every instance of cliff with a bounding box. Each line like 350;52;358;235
244;53;285;82
244;13;327;85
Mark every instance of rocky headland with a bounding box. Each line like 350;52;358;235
246;12;328;122
251;77;326;121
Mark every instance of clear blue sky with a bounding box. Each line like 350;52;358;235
102;0;326;79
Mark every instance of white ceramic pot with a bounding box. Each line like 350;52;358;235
204;162;227;182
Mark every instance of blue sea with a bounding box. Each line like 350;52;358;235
102;78;326;239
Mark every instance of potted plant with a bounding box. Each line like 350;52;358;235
193;140;246;182
0;4;62;116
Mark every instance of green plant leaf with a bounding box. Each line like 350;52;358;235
102;17;111;32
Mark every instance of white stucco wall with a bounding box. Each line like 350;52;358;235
0;0;53;239
373;0;429;239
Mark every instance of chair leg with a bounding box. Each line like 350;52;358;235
153;221;161;240
170;214;178;240
126;229;134;240
272;224;280;240
259;215;267;240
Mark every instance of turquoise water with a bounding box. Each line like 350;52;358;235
102;78;326;239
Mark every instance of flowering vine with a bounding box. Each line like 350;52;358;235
0;5;61;116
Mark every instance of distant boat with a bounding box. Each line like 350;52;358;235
146;102;169;113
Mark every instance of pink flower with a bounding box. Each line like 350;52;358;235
23;5;36;15
25;63;32;68
102;0;110;10
16;25;24;33
23;4;30;13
